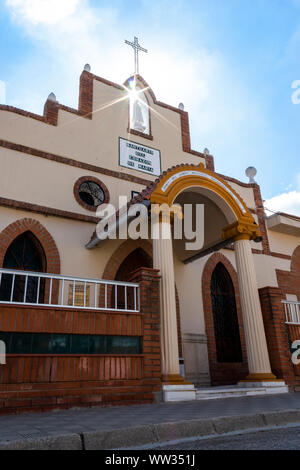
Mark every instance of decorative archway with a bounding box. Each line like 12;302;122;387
0;218;60;274
150;163;261;243
202;252;248;385
120;163;274;388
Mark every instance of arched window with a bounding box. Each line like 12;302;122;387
0;231;46;303
129;85;150;135
210;263;242;363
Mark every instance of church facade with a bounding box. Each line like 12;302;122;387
0;67;300;413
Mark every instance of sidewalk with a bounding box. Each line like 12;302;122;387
1;393;300;449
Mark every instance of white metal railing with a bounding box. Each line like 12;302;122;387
282;300;300;325
0;268;140;313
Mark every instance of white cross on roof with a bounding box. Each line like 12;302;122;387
125;36;148;75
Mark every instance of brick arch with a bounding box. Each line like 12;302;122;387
102;239;183;357
202;252;248;385
0;218;60;274
102;239;153;281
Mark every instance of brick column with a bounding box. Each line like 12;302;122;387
129;267;162;398
259;287;295;385
79;71;93;117
252;184;271;255
43;97;59;125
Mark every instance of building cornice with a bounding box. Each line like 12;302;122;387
0;196;98;223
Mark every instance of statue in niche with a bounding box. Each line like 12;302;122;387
132;99;146;133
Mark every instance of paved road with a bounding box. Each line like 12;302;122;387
156;425;300;450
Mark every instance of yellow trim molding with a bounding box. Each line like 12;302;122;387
161;374;193;385
150;164;259;241
240;373;279;382
222;220;262;242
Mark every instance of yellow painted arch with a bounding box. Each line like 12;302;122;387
150;164;261;242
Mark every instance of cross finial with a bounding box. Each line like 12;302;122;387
125;36;148;75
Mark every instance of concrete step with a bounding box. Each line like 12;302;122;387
196;384;289;400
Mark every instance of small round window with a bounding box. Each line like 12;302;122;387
79;181;105;207
74;177;109;212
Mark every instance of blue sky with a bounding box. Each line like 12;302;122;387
1;0;300;214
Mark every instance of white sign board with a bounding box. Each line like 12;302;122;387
119;138;161;176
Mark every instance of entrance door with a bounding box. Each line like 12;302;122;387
211;262;243;363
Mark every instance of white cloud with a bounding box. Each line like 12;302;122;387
265;190;300;217
265;174;300;217
6;0;80;25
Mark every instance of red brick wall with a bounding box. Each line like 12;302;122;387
0;268;162;414
259;286;300;391
259;287;293;378
202;253;248;385
0;356;145;413
0;305;143;336
276;245;300;299
78;71;93;117
43;98;59;125
259;244;300;391
130;268;161;388
288;325;300;379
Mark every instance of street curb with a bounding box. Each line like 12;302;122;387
0;433;82;450
1;409;300;450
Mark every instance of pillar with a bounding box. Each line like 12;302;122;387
152;219;181;382
152;218;196;400
234;235;276;381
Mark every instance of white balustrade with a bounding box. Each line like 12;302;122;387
0;268;140;313
283;300;300;325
